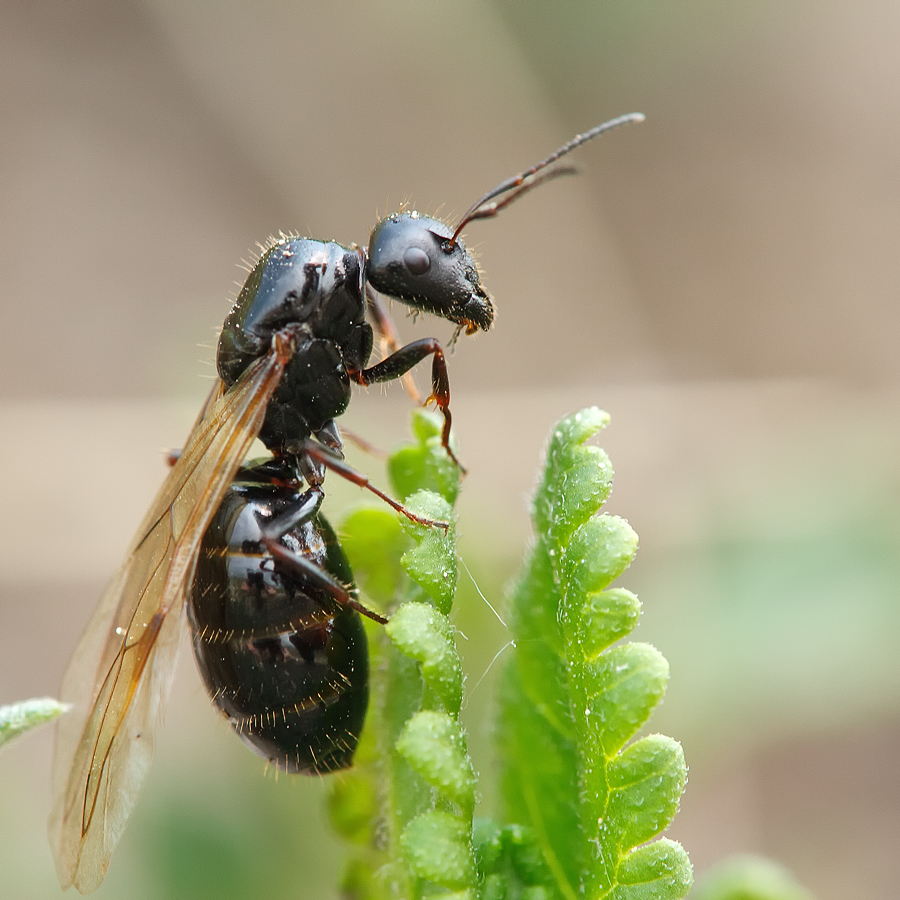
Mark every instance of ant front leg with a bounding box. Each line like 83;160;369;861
348;335;464;473
299;440;450;532
259;485;387;625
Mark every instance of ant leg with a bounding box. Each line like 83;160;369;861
314;419;344;456
339;427;388;460
366;284;422;403
300;440;450;531
259;485;325;539
316;417;388;461
314;415;390;461
259;485;387;625
267;543;387;625
348;336;464;473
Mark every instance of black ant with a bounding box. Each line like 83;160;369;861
49;113;643;893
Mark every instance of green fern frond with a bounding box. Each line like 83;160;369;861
333;410;476;899
332;408;690;900
495;408;692;900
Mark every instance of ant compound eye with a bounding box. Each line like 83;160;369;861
403;246;430;275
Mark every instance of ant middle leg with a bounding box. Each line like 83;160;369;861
315;414;388;461
299;440;450;531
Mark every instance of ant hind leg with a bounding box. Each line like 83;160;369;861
259;484;387;625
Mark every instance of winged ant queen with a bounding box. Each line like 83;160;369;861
48;113;644;892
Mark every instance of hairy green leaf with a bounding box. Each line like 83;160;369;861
388;409;460;506
0;697;67;749
582;644;670;757
475;820;557;900
606;735;687;849
563;515;639;600
497;408;691;900
578;589;642;659
396;711;476;814
611;840;693;900
333;407;691;900
536;408;613;545
399;491;457;615
402;811;475;888
333;414;475;899
386;602;463;714
497;652;581;898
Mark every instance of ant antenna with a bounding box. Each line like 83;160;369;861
448;112;645;246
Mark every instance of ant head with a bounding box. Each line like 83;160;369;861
365;114;645;337
366;211;494;334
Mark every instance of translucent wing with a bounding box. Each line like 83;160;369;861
49;337;294;893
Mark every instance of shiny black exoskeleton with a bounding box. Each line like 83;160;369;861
367;214;493;332
48;116;645;895
193;221;495;775
190;113;644;775
217;213;493;464
189;460;366;773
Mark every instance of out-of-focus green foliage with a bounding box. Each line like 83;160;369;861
334;409;691;900
691;856;812;900
0;698;67;750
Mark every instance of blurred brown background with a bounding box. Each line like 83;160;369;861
2;2;899;897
